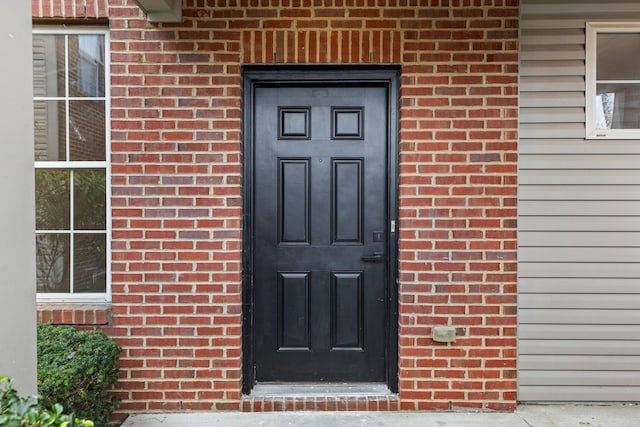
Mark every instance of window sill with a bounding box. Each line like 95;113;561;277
586;129;640;139
37;303;111;326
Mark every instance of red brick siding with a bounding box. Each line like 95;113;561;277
32;0;108;19
37;304;111;325
33;0;519;416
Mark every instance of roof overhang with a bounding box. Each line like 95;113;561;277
134;0;182;23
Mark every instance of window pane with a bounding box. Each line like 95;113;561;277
597;33;640;80
595;83;640;129
36;234;70;293
35;169;70;230
68;34;105;97
69;100;105;161
74;169;106;230
33;100;66;161
74;234;106;293
32;34;65;97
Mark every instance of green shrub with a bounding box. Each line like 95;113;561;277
0;376;93;427
37;325;121;427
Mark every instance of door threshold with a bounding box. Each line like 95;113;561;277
251;382;392;397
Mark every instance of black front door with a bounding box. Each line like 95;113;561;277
252;81;390;382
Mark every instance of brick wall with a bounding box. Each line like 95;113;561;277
33;0;519;417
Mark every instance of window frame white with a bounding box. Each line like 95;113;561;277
33;26;111;303
586;22;640;139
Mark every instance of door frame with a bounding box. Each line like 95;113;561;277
241;66;400;394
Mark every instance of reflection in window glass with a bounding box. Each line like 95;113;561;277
74;170;106;230
33;100;66;161
597;33;640;81
35;169;70;230
32;34;65;98
74;234;106;293
36;234;70;293
69;100;106;161
595;84;640;129
70;34;105;97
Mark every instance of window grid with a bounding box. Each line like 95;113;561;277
33;27;111;302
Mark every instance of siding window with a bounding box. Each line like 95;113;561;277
586;22;640;139
33;28;110;302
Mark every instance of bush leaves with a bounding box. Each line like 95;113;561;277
37;325;121;427
0;376;94;427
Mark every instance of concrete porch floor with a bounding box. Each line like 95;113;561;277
121;404;640;427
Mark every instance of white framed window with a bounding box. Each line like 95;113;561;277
32;27;110;302
586;22;640;139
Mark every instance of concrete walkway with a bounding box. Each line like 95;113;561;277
121;404;640;427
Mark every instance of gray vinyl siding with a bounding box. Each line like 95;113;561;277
519;0;640;402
